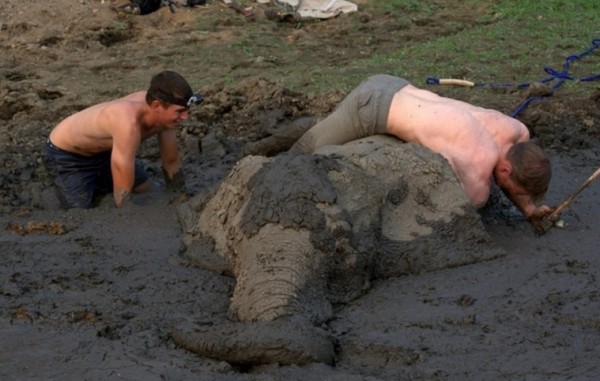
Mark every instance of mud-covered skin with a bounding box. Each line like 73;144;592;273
172;319;336;366
175;136;503;365
163;167;186;191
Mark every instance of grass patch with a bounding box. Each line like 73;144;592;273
369;0;600;85
185;0;599;100
293;0;598;95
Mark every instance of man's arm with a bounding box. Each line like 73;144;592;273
158;129;185;191
111;152;137;207
510;193;555;233
462;178;492;209
507;192;553;219
442;140;496;210
111;128;141;208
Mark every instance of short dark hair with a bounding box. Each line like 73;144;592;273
507;141;551;201
146;70;193;107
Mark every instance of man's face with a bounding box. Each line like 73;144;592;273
160;103;189;128
504;181;529;199
495;164;531;201
499;175;535;208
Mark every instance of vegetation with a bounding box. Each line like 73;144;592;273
181;0;599;107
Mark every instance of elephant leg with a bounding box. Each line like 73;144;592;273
242;116;317;157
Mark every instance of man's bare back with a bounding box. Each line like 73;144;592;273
387;84;529;208
49;91;154;156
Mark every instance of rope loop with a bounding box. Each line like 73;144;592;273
543;66;573;80
581;73;600;82
424;38;600;117
566;54;579;63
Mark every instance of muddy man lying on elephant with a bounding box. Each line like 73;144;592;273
173;135;503;366
245;74;554;231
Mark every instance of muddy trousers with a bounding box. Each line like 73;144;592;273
44;139;148;209
291;75;410;154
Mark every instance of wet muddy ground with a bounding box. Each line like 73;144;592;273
1;1;599;380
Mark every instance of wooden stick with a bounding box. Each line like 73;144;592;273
537;166;600;234
549;167;600;220
438;78;476;87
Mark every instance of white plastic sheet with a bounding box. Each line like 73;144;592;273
223;0;358;19
276;0;357;19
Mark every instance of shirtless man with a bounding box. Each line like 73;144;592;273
45;70;202;209
291;74;553;223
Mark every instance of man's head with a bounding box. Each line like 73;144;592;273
504;141;551;202
146;70;194;108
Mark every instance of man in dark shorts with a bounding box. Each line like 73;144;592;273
291;74;554;225
45;70;202;209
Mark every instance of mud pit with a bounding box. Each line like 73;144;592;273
1;1;600;380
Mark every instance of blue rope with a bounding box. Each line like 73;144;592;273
425;38;600;117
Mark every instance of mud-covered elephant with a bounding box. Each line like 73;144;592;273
173;136;502;365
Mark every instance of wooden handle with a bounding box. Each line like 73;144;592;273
438;79;475;87
548;167;600;220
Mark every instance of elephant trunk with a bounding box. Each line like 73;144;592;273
230;224;333;325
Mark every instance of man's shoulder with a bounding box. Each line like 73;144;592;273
120;91;146;102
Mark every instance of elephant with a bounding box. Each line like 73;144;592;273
173;135;503;366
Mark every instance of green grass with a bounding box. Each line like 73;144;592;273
367;0;600;85
369;0;436;14
292;0;598;95
184;0;599;100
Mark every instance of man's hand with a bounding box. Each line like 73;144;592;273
527;204;554;220
527;204;557;235
114;189;131;208
163;167;185;191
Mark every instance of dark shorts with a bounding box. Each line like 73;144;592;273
44;139;149;209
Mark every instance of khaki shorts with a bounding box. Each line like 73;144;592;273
292;75;410;153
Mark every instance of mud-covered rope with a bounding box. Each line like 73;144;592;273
425;38;600;117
